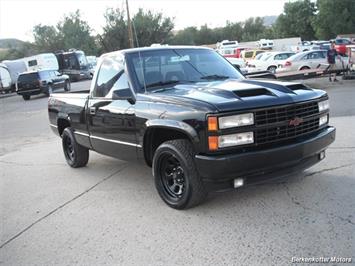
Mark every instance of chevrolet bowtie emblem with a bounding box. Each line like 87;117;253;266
289;117;303;126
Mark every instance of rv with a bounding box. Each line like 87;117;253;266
23;53;59;72
0;63;12;93
55;50;90;81
2;59;27;88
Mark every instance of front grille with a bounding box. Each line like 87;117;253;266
254;101;321;145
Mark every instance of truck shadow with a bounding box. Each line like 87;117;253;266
102;159;322;211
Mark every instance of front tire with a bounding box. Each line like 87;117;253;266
62;127;89;168
267;66;277;73
153;139;207;209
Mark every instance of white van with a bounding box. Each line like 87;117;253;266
24;53;59;71
0;63;12;93
258;39;274;49
216;40;239;50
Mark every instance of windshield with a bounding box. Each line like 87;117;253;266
18;73;39;82
128;48;244;91
261;53;273;61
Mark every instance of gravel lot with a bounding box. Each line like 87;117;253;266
1;77;354;265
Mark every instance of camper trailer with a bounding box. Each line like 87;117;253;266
55;50;90;81
23;53;59;72
2;59;27;88
0;63;12;93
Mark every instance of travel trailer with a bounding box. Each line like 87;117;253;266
23;53;59;71
2;59;27;87
0;63;12;93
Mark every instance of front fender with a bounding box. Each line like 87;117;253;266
145;119;200;144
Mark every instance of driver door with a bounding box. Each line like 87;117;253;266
87;55;138;161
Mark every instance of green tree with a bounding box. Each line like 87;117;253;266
132;8;174;47
222;21;243;41
242;17;266;41
313;0;355;39
57;10;97;54
274;0;316;40
171;27;199;45
100;8;174;52
33;24;63;52
100;8;128;52
33;10;97;55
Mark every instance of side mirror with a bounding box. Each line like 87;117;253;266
112;88;135;104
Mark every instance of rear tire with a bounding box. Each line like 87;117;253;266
64;80;71;91
267;66;277;73
153;139;207;209
300;66;310;70
62;127;89;168
22;95;30;101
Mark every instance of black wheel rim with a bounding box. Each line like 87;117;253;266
159;153;186;199
64;136;75;162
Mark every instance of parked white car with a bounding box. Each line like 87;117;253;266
225;57;246;69
246;52;295;73
276;50;349;73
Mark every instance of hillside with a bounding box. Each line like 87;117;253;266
0;38;28;49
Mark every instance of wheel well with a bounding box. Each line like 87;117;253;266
144;127;191;167
300;66;310;70
267;65;277;69
57;118;70;136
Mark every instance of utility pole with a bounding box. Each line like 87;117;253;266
126;0;134;48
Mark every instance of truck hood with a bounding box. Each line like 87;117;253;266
150;79;327;112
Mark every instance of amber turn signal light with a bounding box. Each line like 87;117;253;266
208;136;218;151
208;116;218;131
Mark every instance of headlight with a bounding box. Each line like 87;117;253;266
218;132;254;148
218;113;254;129
318;100;329;112
319;115;328;126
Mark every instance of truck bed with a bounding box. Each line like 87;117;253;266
48;90;90;136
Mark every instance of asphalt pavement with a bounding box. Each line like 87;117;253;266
0;78;354;265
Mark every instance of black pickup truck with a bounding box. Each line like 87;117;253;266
48;46;335;209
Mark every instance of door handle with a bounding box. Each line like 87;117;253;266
89;107;96;115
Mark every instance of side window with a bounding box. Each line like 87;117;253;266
28;60;37;67
245;51;253;58
274;54;282;60
93;57;127;98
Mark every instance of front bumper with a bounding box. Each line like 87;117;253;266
195;127;335;191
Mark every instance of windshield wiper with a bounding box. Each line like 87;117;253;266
145;80;180;89
200;74;230;80
145;80;195;89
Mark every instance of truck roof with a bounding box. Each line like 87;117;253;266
101;45;212;58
